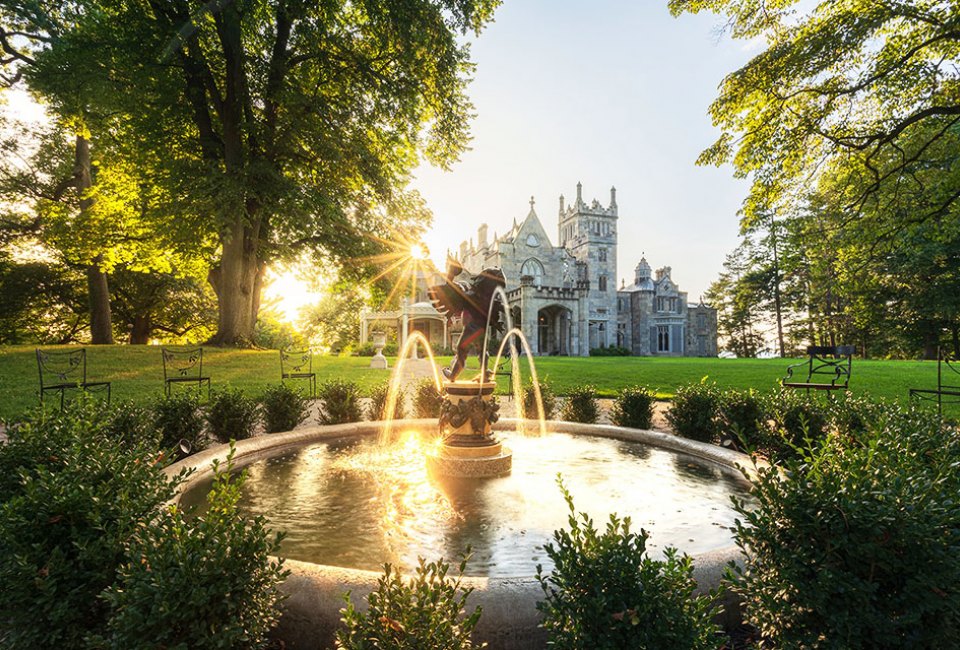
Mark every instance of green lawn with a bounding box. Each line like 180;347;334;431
0;344;949;420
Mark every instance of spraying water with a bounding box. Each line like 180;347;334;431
380;331;443;445
492;328;547;437
380;285;547;444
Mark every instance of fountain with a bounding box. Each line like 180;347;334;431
166;265;756;650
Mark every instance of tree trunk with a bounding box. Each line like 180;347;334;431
921;324;939;360
770;219;786;357
129;315;152;344
208;219;264;346
952;323;959;358
76;135;114;344
87;261;113;344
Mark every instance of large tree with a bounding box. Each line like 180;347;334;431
29;0;499;346
670;0;960;230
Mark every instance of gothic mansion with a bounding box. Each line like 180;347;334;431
360;184;718;357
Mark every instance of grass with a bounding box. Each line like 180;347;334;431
0;344;951;420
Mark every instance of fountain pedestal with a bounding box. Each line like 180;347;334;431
426;380;512;478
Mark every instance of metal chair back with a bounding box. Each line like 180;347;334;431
36;348;111;408
280;348;316;396
161;347;210;398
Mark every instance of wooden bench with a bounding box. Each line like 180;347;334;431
909;348;960;416
782;345;855;395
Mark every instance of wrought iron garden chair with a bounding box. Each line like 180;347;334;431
782;345;855;396
36;347;111;409
909;348;960;416
161;347;211;399
280;348;316;397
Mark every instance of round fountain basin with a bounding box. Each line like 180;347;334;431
167;420;757;649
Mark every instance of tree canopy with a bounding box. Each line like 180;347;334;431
19;0;498;345
674;0;960;357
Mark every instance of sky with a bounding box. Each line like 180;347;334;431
413;0;758;302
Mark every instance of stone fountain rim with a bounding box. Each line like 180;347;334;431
163;419;757;650
164;418;759;575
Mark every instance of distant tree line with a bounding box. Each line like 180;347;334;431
672;0;960;359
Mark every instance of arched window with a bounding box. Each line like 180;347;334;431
598;275;608;292
521;258;545;287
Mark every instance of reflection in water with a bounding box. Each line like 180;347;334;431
179;431;753;577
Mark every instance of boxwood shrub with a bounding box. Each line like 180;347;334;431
666;381;720;443
207;387;261;442
611;385;656;429
0;400;183;649
413;378;443;419
523;380;558;420
102;451;288;649
717;388;766;451
729;404;960;648
317;378;363;424
261;383;311;433
560;384;599;423
537;480;722;649
153;392;207;455
367;381;407;421
338;555;481;649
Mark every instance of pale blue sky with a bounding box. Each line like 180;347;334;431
414;1;758;300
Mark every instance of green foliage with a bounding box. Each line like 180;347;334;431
611;386;656;429
730;405;960;648
337;555;482;650
0;258;89;344
300;289;367;354
253;309;306;351
355;342;399;357
716;388;765;450
523;380;557;420
769;389;828;448
536;479;722;649
560;384;599;424
413;378;443;419
104;399;159;449
672;0;960;358
589;345;631;357
111;267;217;345
102;449;288;649
317;379;362;425
207;388;261;443
19;0;501;344
260;383;311;433
367;381;407;421
152;393;207;455
666;381;720;443
0;398;183;648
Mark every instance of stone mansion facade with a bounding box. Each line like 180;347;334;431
360;184;717;357
455;184;717;357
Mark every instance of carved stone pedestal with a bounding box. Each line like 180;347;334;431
426;380;512;478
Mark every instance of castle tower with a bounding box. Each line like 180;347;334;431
557;182;619;351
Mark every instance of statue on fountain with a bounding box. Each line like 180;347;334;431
428;257;507;382
425;257;512;476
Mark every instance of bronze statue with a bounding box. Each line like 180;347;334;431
428;257;506;382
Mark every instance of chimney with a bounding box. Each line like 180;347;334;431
478;224;488;248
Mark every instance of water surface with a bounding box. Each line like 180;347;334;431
179;431;751;577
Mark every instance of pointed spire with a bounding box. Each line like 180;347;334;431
559;194;565;214
576;181;583;206
610;186;617;209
